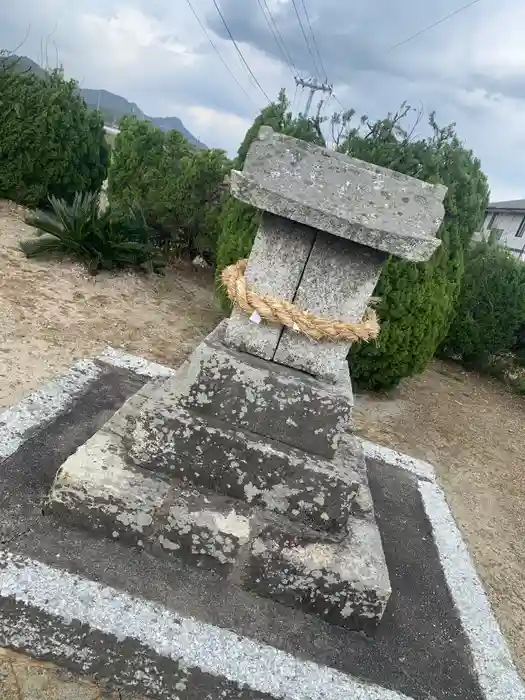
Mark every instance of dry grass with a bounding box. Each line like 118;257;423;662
354;359;525;677
0;200;222;408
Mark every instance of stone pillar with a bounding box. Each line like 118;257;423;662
273;233;386;383
224;126;447;387
224;214;315;360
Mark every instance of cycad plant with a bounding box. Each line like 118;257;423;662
21;192;163;274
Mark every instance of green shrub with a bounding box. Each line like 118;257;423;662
441;241;525;367
21;192;163;274
109;117;230;262
344;109;489;390
215;89;325;310
215;199;261;309
0;60;108;207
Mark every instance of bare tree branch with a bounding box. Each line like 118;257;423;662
6;25;31;58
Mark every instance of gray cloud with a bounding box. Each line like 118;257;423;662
209;0;525;200
0;0;523;200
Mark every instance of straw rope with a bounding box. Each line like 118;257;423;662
221;259;380;343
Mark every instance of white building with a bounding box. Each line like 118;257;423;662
480;199;525;259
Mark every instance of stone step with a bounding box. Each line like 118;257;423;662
47;429;253;574
176;329;353;459
174;327;352;460
246;519;391;634
128;403;360;532
47;427;390;631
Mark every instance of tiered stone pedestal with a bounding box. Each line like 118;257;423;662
48;325;391;632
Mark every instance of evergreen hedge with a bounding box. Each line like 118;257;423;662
441;241;525;368
0;61;108;207
344;111;488;390
109;116;230;261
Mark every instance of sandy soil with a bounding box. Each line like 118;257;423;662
1;202;525;679
0;200;222;408
0;646;141;699
354;361;525;676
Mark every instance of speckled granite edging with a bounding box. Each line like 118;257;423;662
420;481;525;700
0;550;409;700
360;439;436;482
97;347;176;378
0;360;102;462
0;349;175;464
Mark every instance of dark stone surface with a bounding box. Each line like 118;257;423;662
0;367;484;700
178;336;352;459
130;404;358;532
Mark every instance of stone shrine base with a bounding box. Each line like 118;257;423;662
47;326;390;633
0;350;523;700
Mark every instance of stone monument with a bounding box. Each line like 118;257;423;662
48;127;446;633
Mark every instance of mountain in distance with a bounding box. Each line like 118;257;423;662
2;55;206;149
0;54;46;78
81;89;206;149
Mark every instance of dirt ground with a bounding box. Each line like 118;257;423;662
1;202;525;684
0;647;142;699
0;199;222;409
354;362;525;676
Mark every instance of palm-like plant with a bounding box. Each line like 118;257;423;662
21;192;163;274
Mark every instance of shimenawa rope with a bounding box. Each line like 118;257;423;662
221;259;380;344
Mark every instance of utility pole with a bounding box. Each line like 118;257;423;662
295;76;333;118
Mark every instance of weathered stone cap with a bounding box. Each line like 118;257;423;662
230;126;447;262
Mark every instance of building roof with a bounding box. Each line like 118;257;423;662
488;199;525;211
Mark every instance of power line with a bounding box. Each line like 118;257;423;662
298;0;328;82
211;0;272;103
256;0;298;80
387;0;482;52
261;0;300;75
290;0;322;78
184;0;257;106
333;0;483;115
333;94;347;112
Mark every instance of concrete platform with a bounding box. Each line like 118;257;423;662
0;351;523;700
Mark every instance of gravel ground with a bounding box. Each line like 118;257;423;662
0;647;143;699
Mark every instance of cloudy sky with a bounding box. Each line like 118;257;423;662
0;0;522;201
